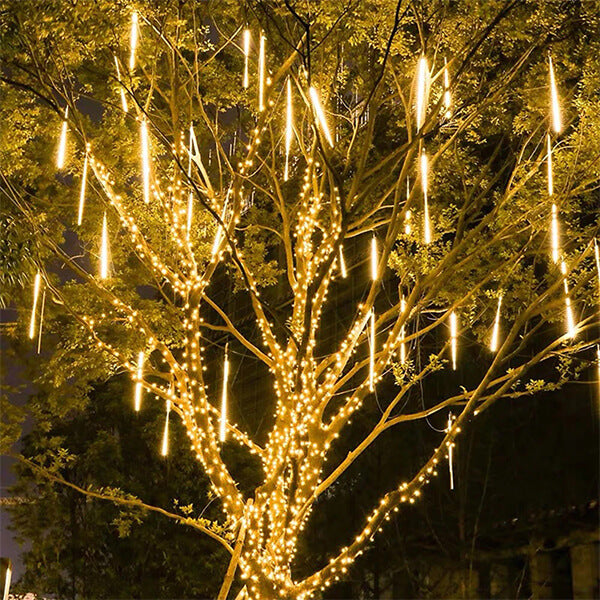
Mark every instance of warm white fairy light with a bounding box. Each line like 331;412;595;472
258;34;265;111
446;413;455;490
129;11;138;72
77;149;89;226
443;57;451;119
28;271;41;340
370;234;378;281
141;119;151;204
339;246;347;279
369;308;375;392
449;311;458;370
99;212;109;280
415;54;429;131
37;290;46;355
309;86;334;147
490;294;503;352
421;150;432;243
134;351;144;412
243;29;251;89
161;400;171;456
284;77;293;181
399;296;407;364
56;107;68;169
560;261;576;338
114;56;128;113
548;55;561;134
219;344;230;443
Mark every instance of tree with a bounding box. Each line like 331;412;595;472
1;0;599;598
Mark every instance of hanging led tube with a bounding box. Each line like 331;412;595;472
28;271;42;340
421;150;432;244
490;294;503;353
56;107;68;169
404;176;412;235
134;351;144;412
594;238;600;296
99;212;110;279
161;400;171;456
309;87;334;147
370;234;378;281
219;344;230;443
140;119;151;204
415;54;429;132
399;296;407;365
560;261;576;339
548;55;561;134
449;311;458;370
243;29;251;89
129;11;138;72
447;413;455;490
339;246;347;279
443;57;451;119
114;56;129;113
258;34;265;111
547;135;561;265
369;308;376;392
284;77;293;181
36;289;46;355
186;124;194;234
77;148;89;226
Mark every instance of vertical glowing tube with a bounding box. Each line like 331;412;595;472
29;271;41;340
447;413;455;490
415;55;429;131
490;294;503;353
594;238;600;297
77;150;88;226
56;107;68;169
161;400;171;456
339;246;347;278
284;77;293;181
258;34;265;111
369;308;375;392
99;212;109;279
219;345;230;443
443;57;451;119
134;351;144;411
129;11;138;72
548;55;561;134
551;204;560;264
309;87;334;147
141;119;151;204
450;311;457;370
37;289;46;355
3;563;11;600
400;295;407;364
561;261;576;338
596;345;600;407
114;56;129;113
370;234;378;281
405;176;412;235
187;124;194;234
243;29;251;89
547;134;553;197
421;151;431;244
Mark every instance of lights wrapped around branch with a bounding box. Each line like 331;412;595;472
219;344;230;443
56;107;68;170
28;271;42;340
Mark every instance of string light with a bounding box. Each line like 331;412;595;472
37;289;46;355
77;147;89;226
370;234;378;281
443;57;451;119
449;311;458;370
258;34;265;111
421;150;432;243
134;351;144;412
129;11;138;72
56;107;68;169
560;261;576;338
141;119;151;204
339;246;347;279
548;54;561;133
369;308;375;392
219;344;230;443
309;87;334;147
28;271;41;340
114;56;128;113
415;54;429;131
243;29;251;89
446;413;455;490
161;400;171;456
490;294;503;353
99;212;109;280
284;77;293;181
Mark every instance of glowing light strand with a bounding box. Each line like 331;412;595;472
415;55;429;131
490;294;503;353
56;107;68;169
561;261;576;339
421;151;432;244
450;311;458;370
369;308;376;392
243;29;251;89
309;86;334;147
141;119;151;204
258;34;265;111
134;351;144;412
548;55;561;133
399;296;407;364
447;413;455;490
284;77;293;181
338;246;347;278
443;57;451;119
77;148;89;226
129;11;138;72
405;177;412;235
37;289;46;355
161;400;171;456
370;234;378;281
28;271;41;340
99;212;109;279
219;344;230;443
114;56;129;113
